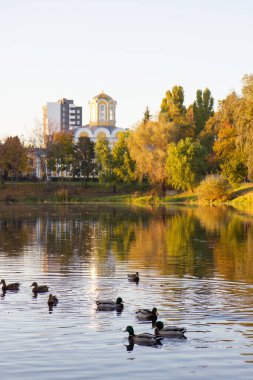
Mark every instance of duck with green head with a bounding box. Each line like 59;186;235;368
125;326;163;345
154;321;186;338
0;279;20;291
96;297;124;311
30;282;49;294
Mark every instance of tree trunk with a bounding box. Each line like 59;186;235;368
161;180;166;196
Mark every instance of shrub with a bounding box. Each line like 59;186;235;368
55;188;69;203
196;174;230;202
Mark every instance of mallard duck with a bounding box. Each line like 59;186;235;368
48;294;58;306
136;307;158;324
125;326;162;345
154;321;186;338
96;297;124;311
30;282;49;294
0;279;20;291
127;272;139;282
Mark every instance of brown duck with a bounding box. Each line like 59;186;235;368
0;279;20;291
30;282;49;294
48;294;59;306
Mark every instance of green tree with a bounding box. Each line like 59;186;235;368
166;137;206;191
0;136;27;180
220;156;247;187
72;137;95;187
112;132;136;185
142;106;152;124
95;137;116;191
193;88;214;135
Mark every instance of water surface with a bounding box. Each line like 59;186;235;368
0;204;253;379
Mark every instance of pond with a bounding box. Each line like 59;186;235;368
0;204;253;380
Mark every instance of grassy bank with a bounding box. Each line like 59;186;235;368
1;181;253;208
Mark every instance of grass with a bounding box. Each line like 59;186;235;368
2;180;253;207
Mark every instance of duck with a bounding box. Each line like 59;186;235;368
0;279;20;291
136;307;159;324
48;294;59;306
30;282;49;294
125;326;163;345
127;272;139;282
96;297;124;311
154;321;186;338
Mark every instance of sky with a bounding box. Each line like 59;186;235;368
0;0;253;141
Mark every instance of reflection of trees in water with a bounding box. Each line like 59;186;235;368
1;205;253;282
0;219;30;254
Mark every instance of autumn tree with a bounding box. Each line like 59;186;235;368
128;120;169;193
160;85;194;143
46;132;74;179
160;85;186;121
236;75;253;179
212;90;247;184
166;137;206;191
0;136;27;181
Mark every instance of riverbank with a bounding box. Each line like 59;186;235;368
1;181;253;209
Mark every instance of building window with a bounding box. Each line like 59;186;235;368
109;104;114;120
77;115;80;120
99;104;105;121
77;110;80;114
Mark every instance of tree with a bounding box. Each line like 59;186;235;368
0;136;27;180
95;137;116;191
166;137;206;191
72;137;95;187
160;85;186;121
128;120;169;193
112;132;136;185
46;132;74;179
220;156;247;187
236;75;253;179
160;85;194;143
196;174;229;202
192;88;214;135
142;106;152;124
213;122;237;163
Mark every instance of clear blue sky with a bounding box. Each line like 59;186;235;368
0;0;253;141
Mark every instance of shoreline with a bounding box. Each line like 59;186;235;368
1;182;253;210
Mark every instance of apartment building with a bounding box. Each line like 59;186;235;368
43;98;82;135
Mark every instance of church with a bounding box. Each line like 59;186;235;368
73;91;125;146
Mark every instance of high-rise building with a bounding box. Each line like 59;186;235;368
43;98;82;135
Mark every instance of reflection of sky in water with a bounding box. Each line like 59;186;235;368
0;205;253;379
